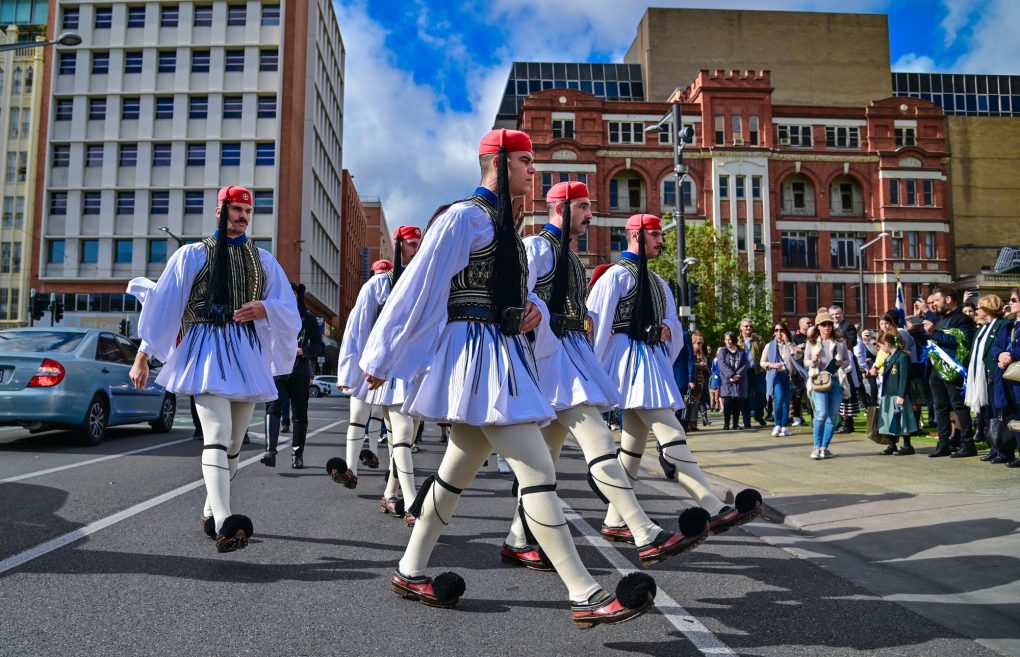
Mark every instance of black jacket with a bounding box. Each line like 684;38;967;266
918;307;975;359
291;311;324;379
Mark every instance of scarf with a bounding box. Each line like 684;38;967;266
964;321;993;411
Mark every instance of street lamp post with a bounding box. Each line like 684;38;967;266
0;32;82;54
857;231;889;327
158;226;184;248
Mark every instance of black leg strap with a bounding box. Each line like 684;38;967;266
435;474;463;495
587;453;618;468
617;447;643;459
204;444;228;452
519;483;556;496
228;452;241;460
349;422;366;429
392;442;412;450
660;439;688;449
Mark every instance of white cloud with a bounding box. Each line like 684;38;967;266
892;53;937;72
948;0;1020;73
939;0;981;47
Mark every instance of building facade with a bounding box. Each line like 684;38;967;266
518;71;952;325
362;199;393;267
30;0;345;332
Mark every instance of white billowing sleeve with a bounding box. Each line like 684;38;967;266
254;249;302;377
336;275;387;388
360;203;490;381
656;272;684;363
523;235;558;361
587;266;626;361
132;244;204;363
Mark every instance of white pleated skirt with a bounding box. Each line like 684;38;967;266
537;331;621;412
601;333;683;411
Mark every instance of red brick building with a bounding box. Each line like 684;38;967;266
518;70;952;325
363;200;394;267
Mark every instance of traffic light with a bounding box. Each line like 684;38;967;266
50;298;64;324
687;282;700;307
31;293;47;322
119;318;130;336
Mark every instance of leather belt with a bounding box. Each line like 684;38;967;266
447;305;500;324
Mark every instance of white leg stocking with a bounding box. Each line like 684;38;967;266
344;397;373;477
604;409;650;529
196;395;253;533
383;405;417;502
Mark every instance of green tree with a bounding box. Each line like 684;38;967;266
648;220;774;348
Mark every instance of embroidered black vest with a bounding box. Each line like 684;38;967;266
182;237;266;337
611;257;667;335
534;229;587;321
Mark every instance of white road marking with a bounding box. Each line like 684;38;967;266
0;420;346;575
1;437;195;484
562;505;737;656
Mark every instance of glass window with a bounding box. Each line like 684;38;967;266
85;144;104;167
907;231;919;258
732;114;743;143
714;114;725;145
62;7;80;29
150;192;170;215
122;97;141;120
259;50;278;71
184;191;204;214
115;240;133;264
752;176;762;199
718;176;729;199
148;239;168;264
88;98;106;121
155;97;175;119
186;143;206;166
825;126;861;148
83;192;102;215
832;283;845;308
95;7;113;29
262;4;281;25
781;231;818;268
255;143;275;165
192;50;211;73
59;53;76;75
806;283;819;312
124;51;143;74
152;144;172;166
891;236;903;258
225;50;245;72
160;6;179;27
52;145;70;168
552;119;574;140
127;6;146;28
221;143;241;166
55;98;74;121
889;179;900;205
777;125;812;147
894;127;916;147
81;239;99;263
254;190;273;215
607;122;645;145
158;51;176;73
749;116;760;146
257;95;277;118
48;239;65;264
922;180;934;206
830;233;859;269
92;53;110;75
189;96;208;119
735;176;745;199
50;192;68;215
541;172;553;196
783;283;796;314
223;95;243;118
925;232;936;259
227;5;247;26
117;191;135;215
119;144;138;167
905;179;917;206
194;5;213;26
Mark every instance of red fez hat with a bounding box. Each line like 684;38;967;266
393;225;422;242
217;185;253;205
479;129;533;155
546;181;589;203
371;259;393;273
625;214;662;231
589;263;612;289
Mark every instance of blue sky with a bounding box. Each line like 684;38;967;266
333;0;1019;228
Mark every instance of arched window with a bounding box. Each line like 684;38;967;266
780;173;815;216
609;170;646;213
12;67;22;94
661;177;696;214
828;175;863;217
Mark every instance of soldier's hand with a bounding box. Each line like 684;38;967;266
130;357;149;390
660;324;672;343
521;302;542;334
366;374;386;390
233;301;267;322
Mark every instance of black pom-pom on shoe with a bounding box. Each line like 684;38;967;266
677;507;711;537
216;514;253;553
201;515;216;539
735;488;763;513
359;448;380;469
326;457;357;488
431;571;467;605
615;572;657;610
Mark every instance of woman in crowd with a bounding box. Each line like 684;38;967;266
708;345;722;413
992;288;1020;467
688;331;712;431
761;323;795;436
874;331;919;455
716;331;749;431
804;308;852;459
965;295;1007;461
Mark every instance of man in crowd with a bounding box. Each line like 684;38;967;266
739;318;767;428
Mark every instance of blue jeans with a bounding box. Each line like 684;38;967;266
772;372;791;427
811;380;843;448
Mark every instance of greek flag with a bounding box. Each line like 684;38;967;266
895;280;906;326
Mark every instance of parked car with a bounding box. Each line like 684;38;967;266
313;375;345;397
309;377;331;398
0;328;176;445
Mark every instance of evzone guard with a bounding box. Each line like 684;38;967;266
127;185;300;552
500;181;711;572
587;214;763;541
359;129;657;628
331;227;424;526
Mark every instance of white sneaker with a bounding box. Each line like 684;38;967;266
822;448;833;459
771;426;781;436
792;417;804;426
810;448;821;460
496;454;511;474
781;427;793;437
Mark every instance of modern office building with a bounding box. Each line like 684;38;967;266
31;0;346;331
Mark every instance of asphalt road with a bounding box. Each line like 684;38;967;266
0;396;1002;657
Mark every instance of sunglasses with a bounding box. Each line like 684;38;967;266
1011;297;1020;303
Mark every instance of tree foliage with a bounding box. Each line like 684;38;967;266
648;220;774;349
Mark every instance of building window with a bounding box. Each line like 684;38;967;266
552;119;574;139
81;239;99;263
92;53;110;75
255;143;275;165
781;231;818;268
254;190;273;214
227;5;247;26
832;283;845;308
186;143;206;166
124;51;143;74
889;179;900;205
62;7;80;29
262;4;281;25
50;192;68;215
95;7;113;29
189;96;208;119
891;235;903;258
783;283;796;315
88;99;106;121
609;173;645;212
155;97;175;119
714;114;725;145
8;108;19;138
148;240;168;264
718;176;729;199
55;98;74;121
115;240;133;264
905;179;917;206
825;126;861;149
221;143;241;166
257;95;277;118
59;53;76;75
224;49;245;72
158;51;177;73
192;50;211;73
117;191;135;215
661;178;693;211
831;233;859;269
119;144;137;167
160;6;179;27
150;192;170;215
259;49;278;71
806;283;820;312
83;192;102;215
731;114;743;144
752;176;762;199
152;143;172;166
85;144;104;167
735;176;745;199
223;96;243;118
749;116;760;146
184;191;204;214
925;232;936;259
829;177;862;216
735;222;747;251
122;97;141;120
782;177;815;215
540;172;553;196
52;144;70;167
777;125;812;147
922;179;934;206
127;6;146;28
194;5;213;26
48;239;65;264
607;122;645;145
894;127;916;147
907;231;919;258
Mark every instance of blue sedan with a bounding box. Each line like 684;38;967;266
0;328;176;445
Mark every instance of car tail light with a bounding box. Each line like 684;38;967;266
28;358;66;387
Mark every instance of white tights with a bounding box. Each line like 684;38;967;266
379;405;418;502
344;397;378;477
196;395;255;533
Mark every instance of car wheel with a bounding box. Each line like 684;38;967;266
150;393;176;433
76;394;108;446
309;385;322;398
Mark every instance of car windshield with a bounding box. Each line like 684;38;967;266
0;330;85;353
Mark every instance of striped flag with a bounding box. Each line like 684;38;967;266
895;279;906;326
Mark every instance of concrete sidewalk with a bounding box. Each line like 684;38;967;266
648;419;1020;656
